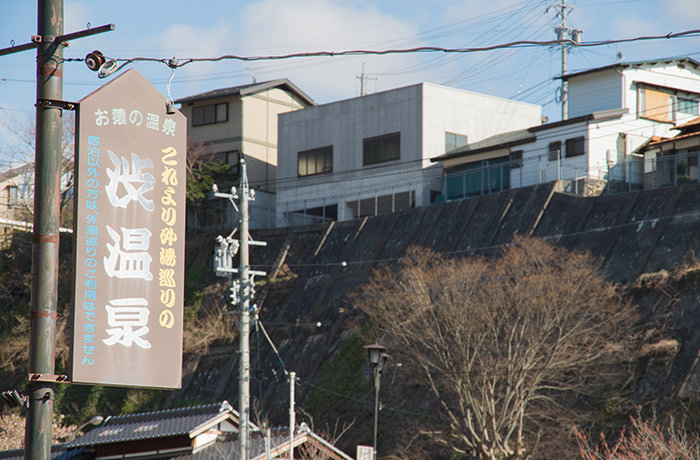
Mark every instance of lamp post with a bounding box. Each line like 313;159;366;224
73;415;104;441
364;343;389;460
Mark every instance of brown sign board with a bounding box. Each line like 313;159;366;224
70;69;186;388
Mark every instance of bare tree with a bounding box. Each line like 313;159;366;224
355;237;637;459
575;414;700;459
0;111;75;225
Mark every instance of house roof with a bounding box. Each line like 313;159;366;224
431;128;535;163
0;402;353;460
174;79;316;106
673;116;700;132
66;401;244;448
528;107;628;132
558;57;700;81
646;132;700;149
430;108;628;164
640;116;700;150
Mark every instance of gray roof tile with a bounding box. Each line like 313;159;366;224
66;401;237;448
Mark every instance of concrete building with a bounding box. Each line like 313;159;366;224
276;82;542;227
432;58;700;198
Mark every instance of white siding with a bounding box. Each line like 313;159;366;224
567;69;622;118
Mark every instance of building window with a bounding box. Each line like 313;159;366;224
565;136;585;158
445;132;467;152
640;87;673;122
6;185;18;209
677;97;699;116
638;87;700;122
192;102;228;127
510;150;523;169
213;151;241;176
548;141;561;162
363;132;400;166
298;146;333;177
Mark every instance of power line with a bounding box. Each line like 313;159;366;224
61;28;700;76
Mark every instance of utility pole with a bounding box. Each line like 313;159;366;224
0;3;116;460
26;2;64;458
559;0;568;121
238;159;252;460
289;371;296;460
553;0;582;121
213;159;266;460
356;63;377;96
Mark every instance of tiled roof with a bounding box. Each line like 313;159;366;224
647;130;700;147
66;401;238;448
673;116;700;132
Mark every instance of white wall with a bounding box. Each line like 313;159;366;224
514;113;680;189
276;83;542;226
622;64;700;124
567;61;700;122
567;69;622;118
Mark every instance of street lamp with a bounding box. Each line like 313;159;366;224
73;415;104;440
364;343;389;460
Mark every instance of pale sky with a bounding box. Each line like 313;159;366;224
1;0;699;160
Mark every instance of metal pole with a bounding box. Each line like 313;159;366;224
239;159;251;460
561;0;568;121
372;367;380;460
26;1;63;459
289;371;296;460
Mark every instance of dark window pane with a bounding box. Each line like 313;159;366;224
192;102;228;126
510;150;523;169
298;146;333;177
363;132;400;165
548;141;561;162
565;136;585;158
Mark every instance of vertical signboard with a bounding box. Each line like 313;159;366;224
70;69;186;388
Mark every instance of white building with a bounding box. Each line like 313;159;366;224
432;58;700;199
276;82;542;227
